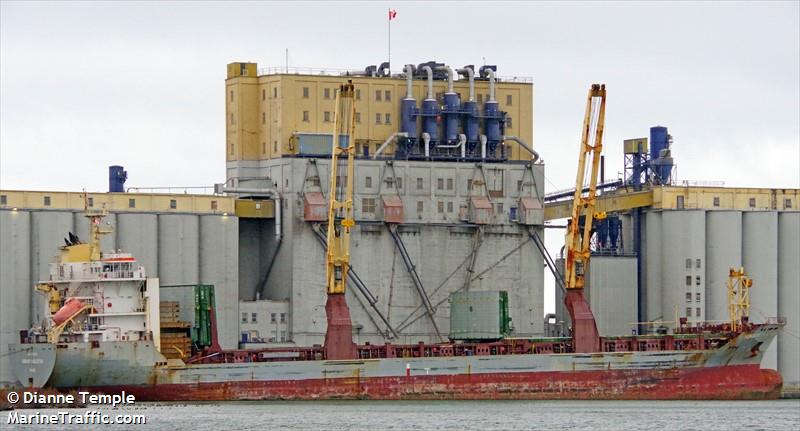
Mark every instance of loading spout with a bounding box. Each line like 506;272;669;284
373;132;409;159
503;135;541;163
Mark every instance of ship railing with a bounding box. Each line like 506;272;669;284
766;317;787;325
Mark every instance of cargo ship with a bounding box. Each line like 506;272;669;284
6;177;785;402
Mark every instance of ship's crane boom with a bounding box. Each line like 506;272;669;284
563;84;605;353
323;81;359;360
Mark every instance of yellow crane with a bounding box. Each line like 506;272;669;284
323;81;359;360
727;267;753;332
563;84;605;353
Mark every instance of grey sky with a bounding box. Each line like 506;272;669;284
1;1;798;193
2;1;798;315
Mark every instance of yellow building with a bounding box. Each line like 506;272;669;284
225;62;534;162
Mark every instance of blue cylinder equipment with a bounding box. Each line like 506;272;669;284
649;126;668;161
421;98;439;139
484;101;501;142
443;93;460;142
109;165;127;193
401;98;417;136
463;100;479;142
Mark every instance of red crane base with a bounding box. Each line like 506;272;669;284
564;289;601;353
324;293;357;360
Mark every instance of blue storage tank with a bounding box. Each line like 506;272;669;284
108;165;127;193
484;101;501;142
401;98;417;137
463;100;479;142
649;126;668;161
421;98;439;139
443;93;460;142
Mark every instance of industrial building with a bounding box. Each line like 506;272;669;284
1;61;798;397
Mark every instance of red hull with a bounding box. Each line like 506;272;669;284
86;365;781;401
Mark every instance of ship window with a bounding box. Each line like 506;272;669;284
417;201;423;213
43;196;51;206
686;276;692;286
447;178;453;190
128;198;135;208
785;199;792;209
437;201;444;213
696;276;701;286
170;199;177;209
241;313;247;323
280;313;286;323
417;177;424;190
87;197;94;207
385;90;391;101
303;87;309;98
303;111;310;122
686;292;692;302
437;178;444;190
696;259;701;269
0;195;5;205
271;313;277;323
251;313;257;323
685;258;692;269
323;88;330;99
362;198;376;214
365;176;372;188
749;197;756;208
713;196;720;207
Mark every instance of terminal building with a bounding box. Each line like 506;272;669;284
1;61;797;396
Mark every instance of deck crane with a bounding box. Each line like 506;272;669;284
323;80;359;360
563;84;606;353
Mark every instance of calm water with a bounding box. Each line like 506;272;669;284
10;400;800;430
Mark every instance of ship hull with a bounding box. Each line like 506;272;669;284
9;324;784;400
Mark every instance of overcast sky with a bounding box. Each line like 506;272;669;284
1;1;798;315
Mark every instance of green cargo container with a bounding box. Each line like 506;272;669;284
448;290;511;341
160;284;216;349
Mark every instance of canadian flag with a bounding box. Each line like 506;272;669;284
388;9;397;20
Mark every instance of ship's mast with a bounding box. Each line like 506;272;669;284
563;84;605;353
84;192;111;261
323;81;358;360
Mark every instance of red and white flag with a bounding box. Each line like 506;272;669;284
388;9;397;20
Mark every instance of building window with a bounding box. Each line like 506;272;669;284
241;313;247;323
127;198;136;208
496;203;504;214
280;331;286;342
749;197;756;208
437;178;444;190
713;196;720;207
211;200;218;210
506;116;513;129
355;112;361;124
686;292;692;302
229;90;234;102
229;143;234;155
696;293;701;303
355;89;361;100
785;199;792;209
365;176;372;188
384;113;391;124
262;142;266;154
467;179;473;191
303;111;310;122
676;195;684;209
43;196;51;206
696;307;701;318
170;199;177;209
375;90;382;101
261;112;265;124
686;307;692;317
517;180;524;192
362;198;376;214
87;197;94;207
416;201;423;213
230;113;235;125
686;275;692;286
0;195;5;205
324;111;331;122
375;113;382;124
262;89;266;100
416;177;423;190
696;258;701;269
447;178;453;190
685;258;692;269
437;201;444;213
303;87;309;98
506;95;512;106
273;88;277;98
273;141;278;153
447;201;453;213
696;276;701;286
384;90;391;101
271;313;277;323
323;88;330;99
280;313;286;323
